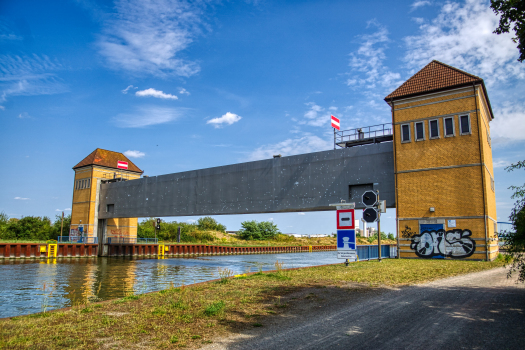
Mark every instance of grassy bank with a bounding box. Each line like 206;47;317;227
1;258;505;349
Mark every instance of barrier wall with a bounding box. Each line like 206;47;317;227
0;243;98;259
105;244;337;257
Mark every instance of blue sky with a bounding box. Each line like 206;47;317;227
1;0;524;235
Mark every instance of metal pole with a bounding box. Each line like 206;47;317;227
377;190;382;262
177;226;181;243
333;128;336;150
60;211;64;236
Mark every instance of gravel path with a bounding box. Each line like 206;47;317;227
203;267;525;350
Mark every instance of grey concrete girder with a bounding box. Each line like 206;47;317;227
98;142;395;219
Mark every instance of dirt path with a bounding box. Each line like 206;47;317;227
203;267;525;350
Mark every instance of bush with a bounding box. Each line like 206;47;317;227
237;220;281;240
387;233;395;240
197;217;226;232
0;212;71;241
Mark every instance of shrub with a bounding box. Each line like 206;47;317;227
237;220;281;240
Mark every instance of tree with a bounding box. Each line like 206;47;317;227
491;0;525;62
197;216;226;232
504;160;525;282
237;220;280;240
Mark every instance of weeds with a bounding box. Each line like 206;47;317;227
204;301;225;316
217;267;235;283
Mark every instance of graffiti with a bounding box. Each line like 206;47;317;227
401;225;416;238
410;229;476;258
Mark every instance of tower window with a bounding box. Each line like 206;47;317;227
460;115;471;135
429;119;440;139
415;122;425;141
401;124;411;143
444;117;455;137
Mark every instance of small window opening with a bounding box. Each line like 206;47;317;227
429;119;440;139
401;124;411;143
444;117;454;136
460;115;470;134
415;122;425;141
106;204;114;213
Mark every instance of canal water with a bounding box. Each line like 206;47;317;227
0;252;340;318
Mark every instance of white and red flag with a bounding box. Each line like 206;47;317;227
331;115;340;130
117;161;128;170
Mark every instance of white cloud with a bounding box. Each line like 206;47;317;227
302;102;330;127
298;213;306;216
410;1;431;11
55;208;72;211
268;218;274;221
136;88;178;100
493;159;511;168
17;112;31;119
187;219;196;223
14;197;29;200
122;85;137;94
404;0;524;86
207;112;242;128
347;21;402;92
113;106;183;128
0;54;68;103
329;106;338;111
491;103;525;144
97;0;206;77
179;87;190;95
124;150;146;158
0;105;5;110
247;134;331;161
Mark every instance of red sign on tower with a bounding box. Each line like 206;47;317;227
117;161;128;170
331;115;340;130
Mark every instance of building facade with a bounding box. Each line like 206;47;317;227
385;61;497;260
71;149;143;242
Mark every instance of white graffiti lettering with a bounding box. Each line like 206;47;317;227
410;229;475;259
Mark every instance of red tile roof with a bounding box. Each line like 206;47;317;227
385;60;482;100
73;149;143;173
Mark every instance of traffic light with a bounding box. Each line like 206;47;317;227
363;208;378;223
156;218;161;230
362;190;378;207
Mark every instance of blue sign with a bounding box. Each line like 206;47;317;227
78;226;84;233
337;230;356;250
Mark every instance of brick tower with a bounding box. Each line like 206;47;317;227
71;149;143;243
385;61;497;260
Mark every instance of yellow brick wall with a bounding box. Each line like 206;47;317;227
71;165;141;239
398;218;492;260
396;166;484;219
393;85;497;260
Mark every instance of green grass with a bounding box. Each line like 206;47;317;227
0;259;505;349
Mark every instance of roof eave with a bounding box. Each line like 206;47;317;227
72;164;144;174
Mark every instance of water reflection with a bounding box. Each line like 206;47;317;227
0;252;340;318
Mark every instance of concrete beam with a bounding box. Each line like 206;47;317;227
98;143;395;219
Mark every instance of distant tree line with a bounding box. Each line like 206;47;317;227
0;212;71;241
137;216;226;243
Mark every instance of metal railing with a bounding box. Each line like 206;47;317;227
356;244;396;260
106;237;158;244
335;123;393;147
57;236;99;244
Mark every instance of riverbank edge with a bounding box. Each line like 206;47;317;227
0;261;344;322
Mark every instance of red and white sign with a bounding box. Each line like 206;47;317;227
331;115;340;130
117;161;128;170
336;209;355;230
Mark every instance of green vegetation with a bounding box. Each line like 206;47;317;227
0;212;70;241
491;0;525;62
237;220;280;240
0;259;505;349
137;217;222;243
503;160;525;282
